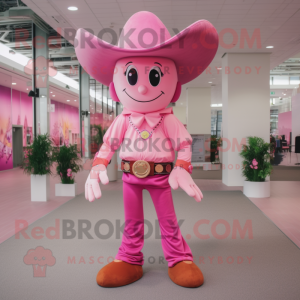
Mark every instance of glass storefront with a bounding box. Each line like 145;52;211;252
0;69;80;171
88;78;116;155
211;110;222;137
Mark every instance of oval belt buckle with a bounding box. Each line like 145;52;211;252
132;160;150;178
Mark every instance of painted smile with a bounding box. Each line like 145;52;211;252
123;89;164;103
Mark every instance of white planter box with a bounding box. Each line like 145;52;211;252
31;174;50;202
243;180;270;198
55;183;77;197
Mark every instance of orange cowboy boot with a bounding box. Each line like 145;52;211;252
96;260;143;287
168;261;204;288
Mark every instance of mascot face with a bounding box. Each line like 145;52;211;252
113;57;178;113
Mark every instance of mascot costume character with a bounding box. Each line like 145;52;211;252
75;11;218;288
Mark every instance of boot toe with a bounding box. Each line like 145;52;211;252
168;262;204;288
96;261;143;287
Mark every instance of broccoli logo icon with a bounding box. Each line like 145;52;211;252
23;246;56;277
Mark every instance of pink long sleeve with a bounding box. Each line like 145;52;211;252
96;114;127;162
163;114;192;162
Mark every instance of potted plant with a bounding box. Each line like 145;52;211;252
210;135;218;163
22;134;54;202
53;144;82;196
208;136;222;170
240;136;272;198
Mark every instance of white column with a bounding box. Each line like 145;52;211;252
34;26;50;135
173;106;186;125
222;53;270;186
79;67;90;158
186;87;211;134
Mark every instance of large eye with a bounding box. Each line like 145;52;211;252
149;66;162;87
126;66;138;86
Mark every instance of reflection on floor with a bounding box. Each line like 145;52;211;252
273;151;300;166
0;167;299;249
250;181;300;248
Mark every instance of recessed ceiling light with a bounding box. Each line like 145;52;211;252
12;83;16;85
68;6;78;11
53;95;55;97
217;67;222;70
50;91;53;93
26;88;28;90
67;100;70;102
266;46;274;48
208;82;212;83
74;100;77;101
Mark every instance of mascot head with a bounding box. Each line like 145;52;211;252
75;11;218;113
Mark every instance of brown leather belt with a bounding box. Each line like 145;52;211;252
121;160;173;178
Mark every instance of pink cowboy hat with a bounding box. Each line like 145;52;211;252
75;11;218;86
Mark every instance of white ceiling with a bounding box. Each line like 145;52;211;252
21;0;300;90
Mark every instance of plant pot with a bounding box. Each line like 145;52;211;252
243;180;270;198
31;174;50;202
55;183;77;197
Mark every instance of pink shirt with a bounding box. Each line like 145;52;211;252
96;107;192;163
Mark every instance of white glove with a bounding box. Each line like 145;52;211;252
169;167;203;202
85;164;109;202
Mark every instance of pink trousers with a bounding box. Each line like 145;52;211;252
115;173;193;267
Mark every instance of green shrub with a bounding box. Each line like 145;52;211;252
53;144;82;184
22;134;54;175
210;135;222;162
240;136;272;182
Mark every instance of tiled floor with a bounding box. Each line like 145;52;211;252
0;167;299;249
249;181;300;247
276;151;300;166
0;167;87;244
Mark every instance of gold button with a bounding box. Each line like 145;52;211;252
124;162;130;171
155;164;163;173
140;130;150;140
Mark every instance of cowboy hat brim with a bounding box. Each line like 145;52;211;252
75;20;218;86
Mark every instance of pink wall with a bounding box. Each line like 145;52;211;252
50;100;79;146
0;84;115;171
278;111;292;144
292;93;300;144
11;89;33;146
0;85;13;171
0;85;80;171
20;92;33;146
12;89;21;125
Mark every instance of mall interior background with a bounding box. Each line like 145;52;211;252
0;72;299;171
0;0;300;173
0;2;300;298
